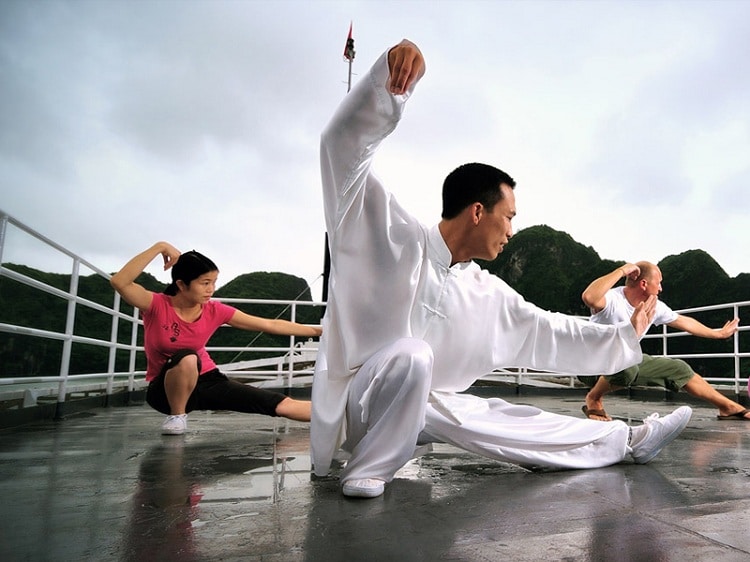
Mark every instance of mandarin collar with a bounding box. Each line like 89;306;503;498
428;223;471;271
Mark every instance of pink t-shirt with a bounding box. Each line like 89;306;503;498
141;292;236;381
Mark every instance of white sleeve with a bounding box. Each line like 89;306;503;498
319;50;421;239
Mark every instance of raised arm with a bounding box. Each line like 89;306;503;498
668;315;740;340
320;39;426;235
582;263;641;313
110;242;181;311
227;310;322;338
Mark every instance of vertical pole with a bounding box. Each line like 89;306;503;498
322;234;330;304
322;24;356;306
106;291;121;402
347;57;353;92
56;257;80;418
733;303;740;394
288;302;297;387
128;308;140;391
0;213;8;265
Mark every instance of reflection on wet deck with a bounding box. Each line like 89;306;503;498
1;394;749;561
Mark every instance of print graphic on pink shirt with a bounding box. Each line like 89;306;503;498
164;322;180;342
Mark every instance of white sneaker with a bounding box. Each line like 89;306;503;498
631;406;692;464
161;414;188;435
342;478;385;498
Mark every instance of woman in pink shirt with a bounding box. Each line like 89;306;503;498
111;242;322;435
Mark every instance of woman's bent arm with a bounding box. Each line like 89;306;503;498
110;241;181;311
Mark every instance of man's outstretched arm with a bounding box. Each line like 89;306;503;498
668;315;739;340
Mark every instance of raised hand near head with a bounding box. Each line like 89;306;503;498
159;243;181;271
620;263;641;281
387;39;425;95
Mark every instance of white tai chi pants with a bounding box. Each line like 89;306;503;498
420;394;632;470
342;338;433;482
342;338;632;482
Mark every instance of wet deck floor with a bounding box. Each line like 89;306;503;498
1;393;749;562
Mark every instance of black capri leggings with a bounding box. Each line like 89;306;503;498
146;349;287;416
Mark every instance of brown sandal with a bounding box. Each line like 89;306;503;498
582;405;612;421
717;408;750;421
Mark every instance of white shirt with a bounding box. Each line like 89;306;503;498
591;286;678;328
311;50;643;475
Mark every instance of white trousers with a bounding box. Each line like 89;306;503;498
421;394;631;470
342;338;433;482
342;338;631;482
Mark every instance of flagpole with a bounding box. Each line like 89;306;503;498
322;23;356;306
347;53;353;93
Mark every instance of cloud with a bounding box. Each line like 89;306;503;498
1;0;747;288
580;2;749;211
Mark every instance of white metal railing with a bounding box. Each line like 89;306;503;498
0;209;322;414
1;209;747;415
0;210;142;412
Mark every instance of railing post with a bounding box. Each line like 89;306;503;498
106;291;121;400
128;308;140;391
0;213;8;264
733;303;740;394
56;258;81;418
288;302;297;388
277;358;284;387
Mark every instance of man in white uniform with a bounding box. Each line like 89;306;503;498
581;261;745;421
311;39;692;498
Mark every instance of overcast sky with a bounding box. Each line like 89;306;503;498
2;0;748;301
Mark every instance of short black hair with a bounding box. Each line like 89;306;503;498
441;163;516;219
164;250;218;295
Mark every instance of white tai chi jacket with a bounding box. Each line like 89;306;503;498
311;49;642;476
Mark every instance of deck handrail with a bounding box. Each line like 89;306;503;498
1;208;747;416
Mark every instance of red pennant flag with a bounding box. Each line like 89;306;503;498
343;22;355;62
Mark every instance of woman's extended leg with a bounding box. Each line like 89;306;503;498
275;397;312;421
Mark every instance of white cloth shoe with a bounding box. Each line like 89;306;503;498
631;406;692;464
342;478;385;498
161;414;188;435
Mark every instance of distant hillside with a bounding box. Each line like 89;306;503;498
480;224;748;314
479;224;611;316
